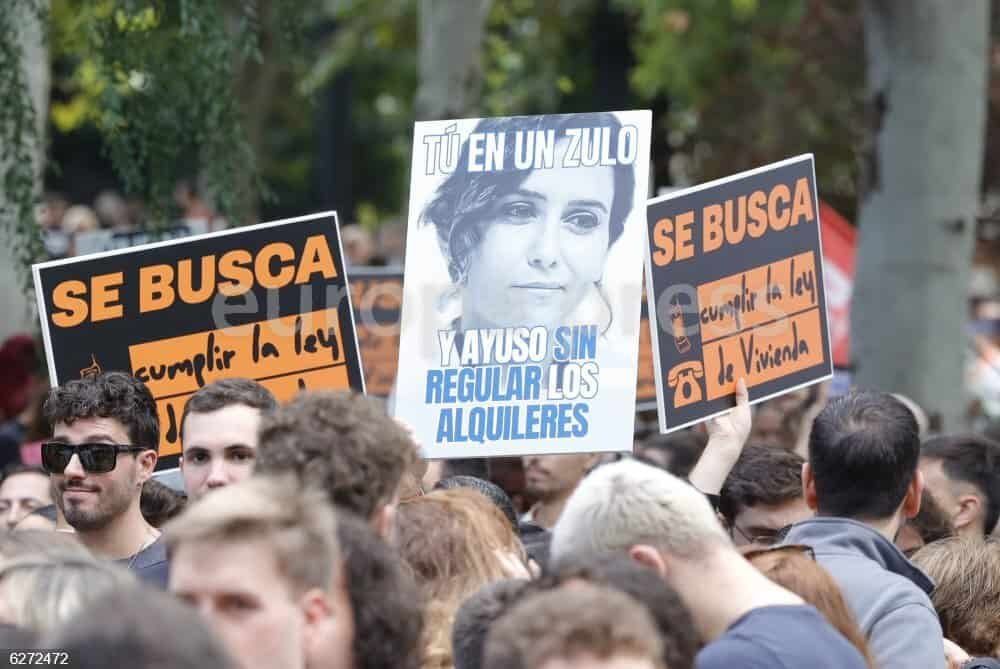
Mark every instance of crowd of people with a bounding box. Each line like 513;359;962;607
33;182;407;270
34;181;219;261
2;335;1000;668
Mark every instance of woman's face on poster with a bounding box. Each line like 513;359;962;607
463;138;615;331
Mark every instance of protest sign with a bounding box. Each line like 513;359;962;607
33;211;364;469
349;267;659;408
645;155;833;432
636;282;658;411
349;267;403;397
394;111;652;458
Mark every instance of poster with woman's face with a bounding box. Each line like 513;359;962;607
394;111;652;459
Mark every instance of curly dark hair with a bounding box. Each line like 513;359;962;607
43;371;159;449
337;510;425;669
180;377;277;441
255;390;418;519
423;112;636;285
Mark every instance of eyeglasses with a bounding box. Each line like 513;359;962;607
742;543;816;562
41;442;148;475
731;521;798;547
731;524;781;546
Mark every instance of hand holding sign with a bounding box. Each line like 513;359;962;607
705;377;751;449
689;378;750;495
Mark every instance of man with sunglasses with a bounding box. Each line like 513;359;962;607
42;371;167;588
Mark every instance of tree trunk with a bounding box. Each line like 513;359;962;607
0;0;49;341
853;0;988;431
415;0;493;120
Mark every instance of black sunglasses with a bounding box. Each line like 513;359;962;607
41;442;148;475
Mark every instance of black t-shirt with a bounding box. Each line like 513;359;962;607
696;605;868;669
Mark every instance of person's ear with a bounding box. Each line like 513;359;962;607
953;494;982;531
902;469;923;520
802;462;819;511
137;449;158;484
629;544;669;580
300;587;334;653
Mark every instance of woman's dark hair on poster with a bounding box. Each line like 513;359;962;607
423;112;636;285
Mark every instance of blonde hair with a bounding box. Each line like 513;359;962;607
551;459;729;564
165;475;338;595
0;556;135;631
395;488;527;669
912;536;1000;657
746;547;876;668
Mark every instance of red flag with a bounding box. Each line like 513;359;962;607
819;202;855;368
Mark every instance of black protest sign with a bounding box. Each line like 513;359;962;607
33;211;365;469
645;155;833;431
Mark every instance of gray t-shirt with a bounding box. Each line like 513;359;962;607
116;534;169;590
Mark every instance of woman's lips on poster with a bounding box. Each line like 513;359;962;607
512;282;565;291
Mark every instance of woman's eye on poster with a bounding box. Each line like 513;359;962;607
393;110;652;460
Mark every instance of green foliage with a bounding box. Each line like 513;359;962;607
0;0;319;288
296;0;865;222
617;0;864;217
481;0;592;116
300;0;416;97
0;0;47;293
304;0;419;226
49;0;277;227
7;0;868;286
304;0;596;222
